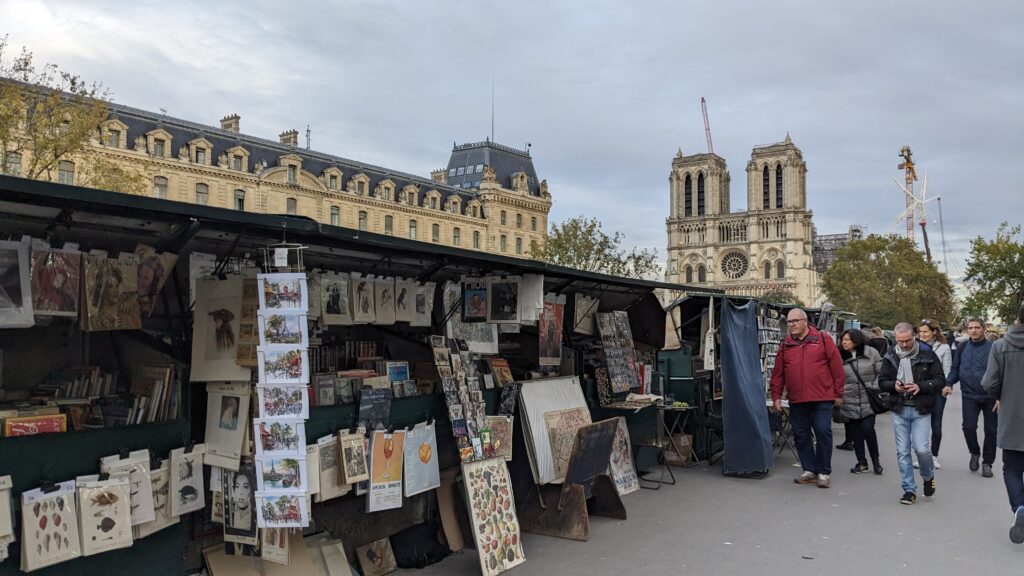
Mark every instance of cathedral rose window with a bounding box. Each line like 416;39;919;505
721;252;749;279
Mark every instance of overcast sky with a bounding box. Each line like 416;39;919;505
4;0;1022;284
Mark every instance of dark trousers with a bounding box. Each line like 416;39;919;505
931;393;947;456
842;421;854;445
790;401;834;475
962;396;998;464
1004;449;1024;512
850;415;879;465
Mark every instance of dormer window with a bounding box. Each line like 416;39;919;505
430;196;438;209
153;139;165;157
196;148;206;165
357;181;366;194
106;130;120;147
457;167;465;176
448;168;456;177
287;165;297;185
233;155;243;171
329;174;338;189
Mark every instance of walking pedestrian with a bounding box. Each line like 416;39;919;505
839;329;884;475
981;302;1024;543
919;319;952;469
771;308;845;489
948;318;998;477
878;322;946;505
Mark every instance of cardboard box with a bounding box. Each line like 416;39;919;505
664;433;694;466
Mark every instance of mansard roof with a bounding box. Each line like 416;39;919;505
444;140;541;195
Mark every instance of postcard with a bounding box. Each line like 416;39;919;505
257;272;309;312
256;457;308;493
258;312;309;347
253;419;306;457
256;492;309;529
257;384;310;419
258;345;310;385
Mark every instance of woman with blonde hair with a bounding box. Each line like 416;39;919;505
919;319;952;469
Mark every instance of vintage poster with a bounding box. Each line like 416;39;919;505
321;271;354;325
487;358;514;388
258;312;309;347
373;277;396;325
133;460;180;539
257;385;309;419
223;465;258;545
19;480;82;572
462;458;525;576
256;457;308;492
486;276;520;324
538;293;566;366
0;240;34;328
394;277;417;323
254;419;306;457
544;407;593;483
357;388;392;431
99;449;156;526
608;417;640;496
204;382;252;470
258;345;310;385
315;434;350;502
169;444;206;517
356;538;397;576
484;415;514;461
134;244;178;318
191;276;250;381
256;493;309;529
443;282;498;354
410;281;435;327
257;272;309;312
82;253;141;332
235;274;260;368
77;476;133;556
351;274;376;323
30;248;80;317
339;432;370;484
366;430;405;512
461;277;488;322
403;422;440;497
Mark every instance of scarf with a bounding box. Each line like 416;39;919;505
896;339;919;386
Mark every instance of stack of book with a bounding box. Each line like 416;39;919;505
32;366;121;401
128;365;180;425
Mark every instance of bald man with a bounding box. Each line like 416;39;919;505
771;308;846;488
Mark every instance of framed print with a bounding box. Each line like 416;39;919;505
169;444;206;517
256;493;309;529
20;480;82;571
0;240;34;328
386;361;410;383
486;276;520;324
191;276;250;382
30;247;80;318
321;271;353;325
223;465;258;545
257;273;308;312
257;384;309;419
461;277;488;323
258;312;309;347
204;382;252;470
258;345;310;385
256;457;308;492
254;419;306;457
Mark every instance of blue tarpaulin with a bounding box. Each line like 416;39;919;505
721;299;774;476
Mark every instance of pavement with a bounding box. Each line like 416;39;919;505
399;393;1021;575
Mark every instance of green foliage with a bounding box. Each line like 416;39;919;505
760;287;804;307
821;234;955;329
529;215;660;279
962;222;1024;324
79;155;147;195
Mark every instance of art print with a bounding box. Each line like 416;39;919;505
258;345;310;385
78;477;133;556
487;277;520;324
432;347;450;367
258;312;309;347
404;423;440;497
316;434;350;502
0;475;12;544
538;294;566;366
444;282;497;354
134;244;178;318
410;281;435;327
519;377;588;484
394;278;417;323
20;481;81;572
321;271;353;325
191;276;250;381
386;361;410;383
134;461;179;539
306;270;324;324
210;490;225;524
169;444;206;517
256;493;308;529
351;275;376;323
257;272;308;312
339;432;369;484
205;382;252;470
257;384;309;419
484;415;514;461
462;458;525;576
391;381;405;398
254;419;306;456
30;248;80;317
260;527;290;566
236;275;260;367
573;294;599;335
461;277;488;323
223;465;258;544
0;241;34;328
100;449;156;526
367;430;405;512
608;417;640;496
356;537;397;576
373;277;396;325
82;253;141;331
544;407;593;484
256;457;308;492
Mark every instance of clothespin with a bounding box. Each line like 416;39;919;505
40;480;60;494
97;472;110;482
118;447;130;460
184;440;195;454
150;456;163;471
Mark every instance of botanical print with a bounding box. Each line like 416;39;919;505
403;423;440;497
367;430;405;512
487;277;520;324
99;449;156;526
608;417;640;496
444;282;497;354
352;275;376;323
258;312;309;346
339;432;369;484
30;248;80;317
258;345;310;385
544;407;593;483
0;241;33;328
78;476;133;556
254;419;306;456
20;480;82;572
223;465;258;545
374;277;396;325
134;244;178;318
133;461;179;540
257;385;309;419
538;294;565;366
461;277;488;322
204;382;251;470
356;537;397;576
82;253;140;332
256;457;308;492
257;272;308;312
484;415;514;461
191;276;250;381
169;444;206;517
256;493;308;529
462;458;525;576
321;271;353;325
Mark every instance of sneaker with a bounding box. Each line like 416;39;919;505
1011;507;1024;544
923;477;936;497
900;491;917;505
873;462;884;475
970;454;980;472
794;471;817;484
982;464;994;478
836;441;854;451
817;474;831;489
850;462;869;474
933;457;942;470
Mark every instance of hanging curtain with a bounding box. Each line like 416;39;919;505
720;299;774;476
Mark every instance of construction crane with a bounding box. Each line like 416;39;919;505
897;146;918;241
701;97;714;154
886;168;936;263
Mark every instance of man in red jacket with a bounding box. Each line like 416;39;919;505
771;308;846;488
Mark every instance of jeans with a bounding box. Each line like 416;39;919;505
893;405;934;494
1005;449;1024;512
849;415;879;465
790;400;834;475
931;393;947;457
962;396;998;465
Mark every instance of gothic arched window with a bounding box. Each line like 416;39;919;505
685;265;693;284
697;264;706;283
697;173;705;216
684;175;693;217
776;163;783;208
764;261;772;279
762;165;770;209
777;260;786;279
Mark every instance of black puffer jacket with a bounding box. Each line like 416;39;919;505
878;343;946;415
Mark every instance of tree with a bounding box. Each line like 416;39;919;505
760;287;805;307
529;215;660;279
962;222;1024;324
821;234;955;329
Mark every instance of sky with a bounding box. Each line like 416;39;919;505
3;0;1022;286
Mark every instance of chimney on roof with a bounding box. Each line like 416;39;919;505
279;129;299;148
431;168;448;184
220;114;240;133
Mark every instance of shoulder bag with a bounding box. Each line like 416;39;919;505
848;359;892;415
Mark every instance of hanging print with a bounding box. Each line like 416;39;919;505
30;247;80;318
77;476;133;556
486;276;521;324
257;272;309;312
321;271;354;325
258;345;310;385
351;274;376;323
169;444;206;517
20;481;82;572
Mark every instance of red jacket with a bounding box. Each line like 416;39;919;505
770;326;845;403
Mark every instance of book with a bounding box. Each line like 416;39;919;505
4;414;67;436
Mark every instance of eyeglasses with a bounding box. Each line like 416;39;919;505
786;319;806;325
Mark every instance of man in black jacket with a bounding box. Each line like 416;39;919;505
878;322;947;505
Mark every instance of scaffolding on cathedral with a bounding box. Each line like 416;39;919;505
812;225;864;274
